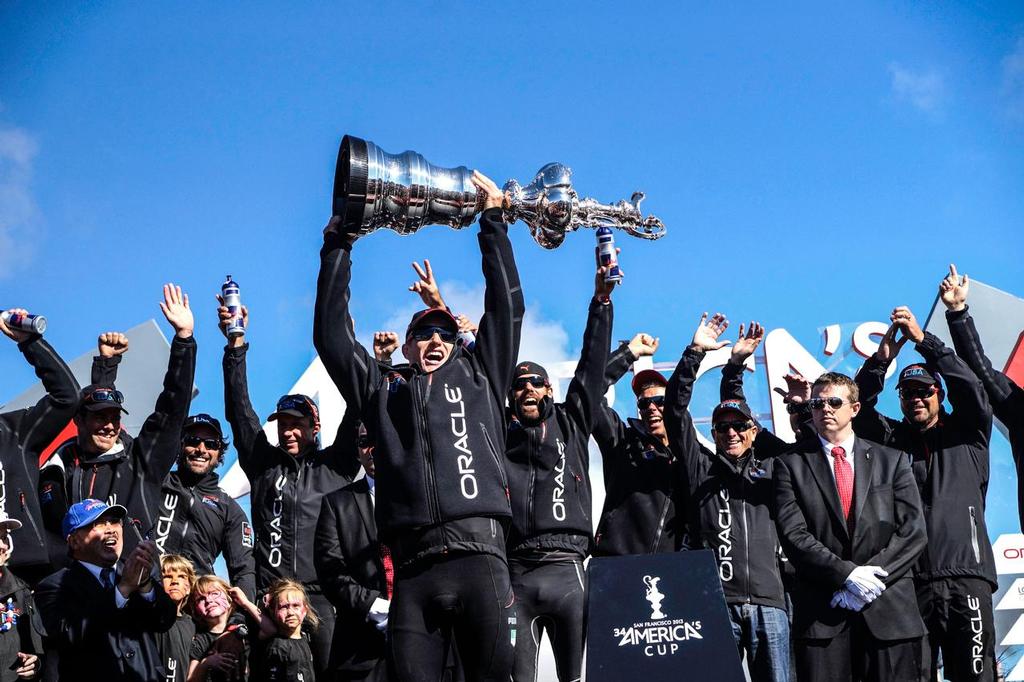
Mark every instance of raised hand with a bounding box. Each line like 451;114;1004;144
691;312;730;352
409;260;445;308
773;372;812;405
0;308;32;343
373;331;400;362
97;332;130;358
594;246;622;301
216;294;248;348
118;540;158;597
939;263;969;312
627;333;659;358
159;284;194;339
873;322;909;365
471;170;506;211
729;321;764;364
891;306;924;344
456;314;478;335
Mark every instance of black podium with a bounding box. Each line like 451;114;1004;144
585;550;744;681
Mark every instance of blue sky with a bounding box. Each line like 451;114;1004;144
2;4;1023;530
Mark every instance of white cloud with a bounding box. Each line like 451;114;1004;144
888;62;946;114
0;121;39;277
1002;37;1024;120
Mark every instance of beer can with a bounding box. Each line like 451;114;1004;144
1;311;46;334
221;275;245;337
596;227;623;283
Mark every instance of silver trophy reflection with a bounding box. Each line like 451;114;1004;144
643;575;667;620
333;135;666;249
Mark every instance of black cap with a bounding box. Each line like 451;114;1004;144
514;361;549;382
79;384;129;414
183;413;224;438
897;364;942;388
712;399;754;423
268;394;319;425
405;308;459;338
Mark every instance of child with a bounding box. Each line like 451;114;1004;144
0;513;42;681
158;554;197;682
188;575;247;682
236;579;317;682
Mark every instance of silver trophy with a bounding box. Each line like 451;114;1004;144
333;135;666;249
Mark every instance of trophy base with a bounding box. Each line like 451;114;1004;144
334;135;369;234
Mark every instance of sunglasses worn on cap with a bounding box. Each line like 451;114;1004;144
182;435;224;450
899;386;937;401
86;388;124;405
514;376;547;390
637;395;666;410
712;420;755;434
808;397;851;410
409;326;457;343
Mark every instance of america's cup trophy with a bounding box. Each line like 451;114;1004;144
333;135;666;249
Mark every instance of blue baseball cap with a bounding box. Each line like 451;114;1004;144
62;499;127;538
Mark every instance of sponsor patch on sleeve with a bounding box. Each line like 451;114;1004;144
241;522;254;548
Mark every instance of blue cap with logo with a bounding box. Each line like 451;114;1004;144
62;498;127;538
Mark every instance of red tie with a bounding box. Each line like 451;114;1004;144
380;543;395;599
832;446;854;522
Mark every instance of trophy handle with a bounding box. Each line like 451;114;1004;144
576;191;666;241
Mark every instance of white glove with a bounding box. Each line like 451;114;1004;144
844;565;888;602
830;588;868;612
367;597;390;625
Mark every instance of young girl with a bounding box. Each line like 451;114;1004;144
158;554;197;682
234;579;317;682
188;575;248;682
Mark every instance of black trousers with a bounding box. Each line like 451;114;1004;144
391;552;514;682
917;577;996;682
306;591;336;680
509;557;586;682
795;618;921;682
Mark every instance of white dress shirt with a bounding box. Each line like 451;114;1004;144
817;433;857;485
78;560;155;608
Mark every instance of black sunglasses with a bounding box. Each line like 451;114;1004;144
86;388;124;405
808;397;850;410
357;435;372;449
513;376;548;390
182;435;223;450
637;395;666;410
899;386;937;401
408;325;457;343
712;420;754;434
785;402;808;415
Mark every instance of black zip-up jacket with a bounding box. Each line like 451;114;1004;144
314;209;524;564
592;342;681;556
0;335;79;573
0;567;43;682
946;306;1024;532
505;297;611;557
854;331;996;588
222;344;360;591
664;347;789;609
152;469;256;599
39;335;196;561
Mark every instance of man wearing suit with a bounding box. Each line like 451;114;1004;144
773;372;927;681
35;499;177;682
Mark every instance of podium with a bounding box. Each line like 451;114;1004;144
585;550;744;681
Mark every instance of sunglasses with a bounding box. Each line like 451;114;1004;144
808;397;851;411
182;435;223;450
85;388;124;405
357;436;372;449
785;402;807;415
637;395;666;410
712;420;754;434
513;376;548;390
899;386;937;401
408;325;457;343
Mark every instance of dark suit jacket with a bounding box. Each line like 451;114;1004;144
35;561;177;682
773;437;927;641
315;479;389;675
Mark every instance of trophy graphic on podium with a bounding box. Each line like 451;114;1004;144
643;575;667;620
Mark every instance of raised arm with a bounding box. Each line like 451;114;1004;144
0;312;80;457
222;497;257;601
852;322;905;444
721;321;763;402
90;332;129;387
219;300;270;479
593;334;657;453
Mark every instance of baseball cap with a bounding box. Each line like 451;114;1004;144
405;308;459;338
183;413;225;439
514;361;549;382
0;512;22;533
268;394;319;424
62;499;127;538
712;399;755;423
79;384;129;414
897;364;942;388
631;369;667;396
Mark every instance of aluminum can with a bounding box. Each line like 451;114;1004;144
596;226;623;283
221;276;245;337
1;311;46;334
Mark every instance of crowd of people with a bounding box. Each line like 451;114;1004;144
0;166;1020;682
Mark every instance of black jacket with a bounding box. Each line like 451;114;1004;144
774;438;927;641
222;344;360;591
592;343;681;556
151;470;256;599
946;306;1024;532
314;209;524;563
505;297;611;558
854;331;996;588
39;335;196;561
0;568;44;682
664;347;789;609
0;335;79;573
35;561;178;682
314;478;388;676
